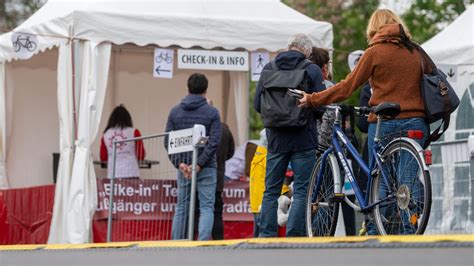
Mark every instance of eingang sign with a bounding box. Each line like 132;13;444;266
177;49;249;71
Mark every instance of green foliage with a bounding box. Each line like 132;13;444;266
249;81;263;140
0;0;45;29
284;0;380;107
403;0;472;43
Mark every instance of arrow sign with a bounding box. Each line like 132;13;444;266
154;48;174;79
155;65;171;75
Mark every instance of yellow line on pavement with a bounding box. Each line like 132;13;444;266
0;235;472;251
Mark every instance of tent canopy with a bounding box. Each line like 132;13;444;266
422;5;474;65
0;0;333;62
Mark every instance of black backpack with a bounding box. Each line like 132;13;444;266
259;59;311;128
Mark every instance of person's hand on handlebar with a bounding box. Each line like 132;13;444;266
297;93;310;108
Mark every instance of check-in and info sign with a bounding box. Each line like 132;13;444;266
177;49;249;71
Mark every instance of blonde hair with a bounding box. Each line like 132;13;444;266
366;9;411;42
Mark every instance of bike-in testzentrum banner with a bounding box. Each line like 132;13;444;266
95;178;252;221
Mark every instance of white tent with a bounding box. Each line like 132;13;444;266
0;0;333;243
422;5;474;234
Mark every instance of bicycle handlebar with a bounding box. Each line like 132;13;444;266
324;104;372;117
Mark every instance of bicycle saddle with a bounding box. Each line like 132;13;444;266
373;102;400;117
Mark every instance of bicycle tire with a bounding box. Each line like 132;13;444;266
306;154;341;237
27;41;37;52
13;42;21;52
371;139;431;235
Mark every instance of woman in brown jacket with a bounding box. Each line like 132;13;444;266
299;9;430;235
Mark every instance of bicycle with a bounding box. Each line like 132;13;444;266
306;102;432;236
12;35;37;52
155;52;172;64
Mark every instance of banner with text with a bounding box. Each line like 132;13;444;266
95;179;252;221
177;49;249;71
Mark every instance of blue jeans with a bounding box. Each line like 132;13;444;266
171;167;216;240
258;149;316;237
367;117;428;235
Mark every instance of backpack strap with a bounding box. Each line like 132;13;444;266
270;60;278;71
295;59;312;70
423;100;451;149
415;44;451;149
295;59;312;92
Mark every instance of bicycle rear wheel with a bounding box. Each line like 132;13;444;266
371;139;431;235
306;154;341;237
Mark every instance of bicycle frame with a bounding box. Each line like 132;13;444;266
315;116;396;213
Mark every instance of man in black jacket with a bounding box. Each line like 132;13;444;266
254;33;325;237
213;122;235;239
166;73;222;240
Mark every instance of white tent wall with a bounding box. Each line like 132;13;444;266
5;50;59;188
48;42;77;243
65;41;111;243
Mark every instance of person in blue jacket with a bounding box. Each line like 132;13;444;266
166;73;222;240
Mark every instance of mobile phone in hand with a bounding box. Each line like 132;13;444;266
287;88;304;99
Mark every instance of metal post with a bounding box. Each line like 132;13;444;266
187;146;199;241
106;142;118;242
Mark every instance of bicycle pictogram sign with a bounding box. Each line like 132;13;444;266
155;52;172;64
12;35;37;53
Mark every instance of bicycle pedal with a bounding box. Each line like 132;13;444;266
331;193;345;202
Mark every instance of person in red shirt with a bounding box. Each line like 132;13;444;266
100;105;145;178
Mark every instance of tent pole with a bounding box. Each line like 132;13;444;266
222;71;230;123
70;39;78;142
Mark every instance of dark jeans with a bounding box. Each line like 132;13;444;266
259;149;316;237
253;213;260;238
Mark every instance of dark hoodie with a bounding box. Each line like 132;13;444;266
254;50;325;153
166;94;221;168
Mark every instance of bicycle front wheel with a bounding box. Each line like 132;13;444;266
306;154;341;237
371;139;431;235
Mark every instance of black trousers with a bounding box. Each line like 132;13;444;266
212;191;224;240
341;195;356;236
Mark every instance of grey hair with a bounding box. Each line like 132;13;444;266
287;33;313;56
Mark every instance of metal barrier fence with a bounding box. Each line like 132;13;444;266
427;139;473;234
96;128;203;242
